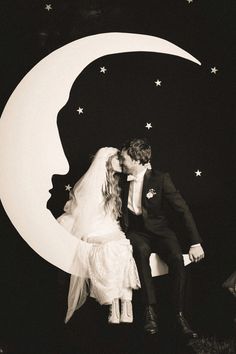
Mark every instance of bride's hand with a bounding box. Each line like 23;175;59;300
81;235;89;242
81;235;103;243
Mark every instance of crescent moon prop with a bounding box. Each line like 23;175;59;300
0;33;201;274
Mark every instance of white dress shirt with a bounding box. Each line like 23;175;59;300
127;168;147;215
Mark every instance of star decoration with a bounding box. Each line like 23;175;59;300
211;67;218;74
195;170;202;177
65;184;72;191
100;66;107;74
186;0;193;3
45;4;52;11
77;107;84;115
145;123;152;130
154;79;162;87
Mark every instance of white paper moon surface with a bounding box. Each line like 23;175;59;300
0;33;201;274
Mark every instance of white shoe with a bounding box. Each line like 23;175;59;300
108;298;120;324
120;300;133;323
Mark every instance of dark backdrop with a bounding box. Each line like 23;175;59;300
0;1;235;353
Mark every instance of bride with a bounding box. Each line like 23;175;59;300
57;147;140;324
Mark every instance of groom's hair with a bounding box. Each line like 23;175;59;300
121;138;151;165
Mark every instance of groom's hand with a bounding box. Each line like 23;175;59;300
189;245;205;263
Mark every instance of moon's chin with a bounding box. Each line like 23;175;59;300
47;191;52;200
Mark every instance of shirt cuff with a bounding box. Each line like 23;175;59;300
190;243;201;248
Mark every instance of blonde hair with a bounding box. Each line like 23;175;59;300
102;154;122;219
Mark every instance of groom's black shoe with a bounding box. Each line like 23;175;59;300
176;312;198;339
144;305;158;335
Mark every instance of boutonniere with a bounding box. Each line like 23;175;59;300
146;188;157;199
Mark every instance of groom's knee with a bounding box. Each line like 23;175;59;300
167;253;185;271
133;242;151;259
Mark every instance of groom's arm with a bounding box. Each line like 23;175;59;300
163;172;202;246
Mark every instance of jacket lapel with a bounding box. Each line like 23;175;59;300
142;169;152;206
141;169;153;219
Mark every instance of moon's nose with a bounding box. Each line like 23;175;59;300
48;127;70;176
55;144;70;175
57;155;69;175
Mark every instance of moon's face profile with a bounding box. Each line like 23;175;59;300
0;33;200;274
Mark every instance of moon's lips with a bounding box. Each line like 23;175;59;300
0;33;201;274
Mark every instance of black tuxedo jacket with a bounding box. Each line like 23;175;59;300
120;169;202;246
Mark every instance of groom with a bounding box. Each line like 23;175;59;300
119;138;204;337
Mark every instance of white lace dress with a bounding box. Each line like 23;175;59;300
58;208;140;323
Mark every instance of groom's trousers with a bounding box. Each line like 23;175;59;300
127;210;186;313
